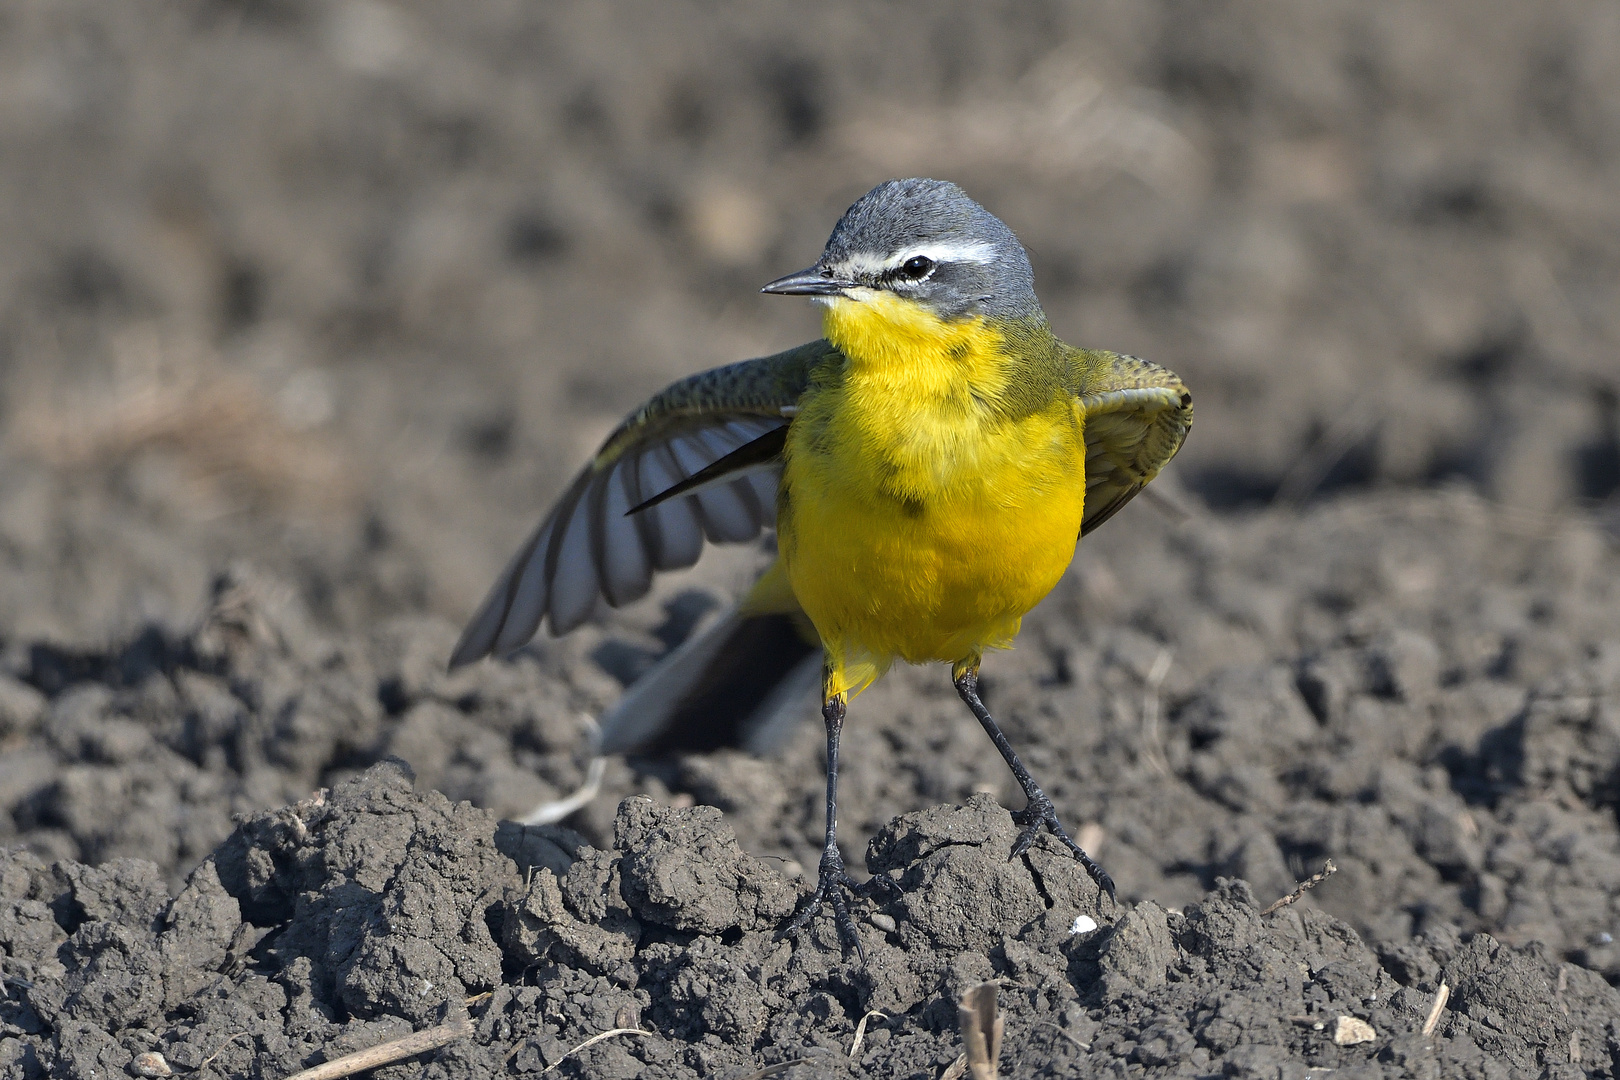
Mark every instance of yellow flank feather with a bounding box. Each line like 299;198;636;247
778;289;1088;699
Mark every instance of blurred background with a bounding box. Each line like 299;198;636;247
1;0;1616;650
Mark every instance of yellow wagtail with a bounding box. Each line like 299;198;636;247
451;178;1192;949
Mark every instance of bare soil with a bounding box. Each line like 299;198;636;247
2;3;1619;1077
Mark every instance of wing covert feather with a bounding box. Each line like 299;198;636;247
1073;351;1193;537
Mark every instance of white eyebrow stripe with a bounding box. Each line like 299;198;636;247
837;240;1000;277
894;241;1000;266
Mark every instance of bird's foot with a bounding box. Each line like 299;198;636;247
1011;793;1117;904
784;848;896;962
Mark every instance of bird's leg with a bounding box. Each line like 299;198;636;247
785;686;879;959
953;662;1117;902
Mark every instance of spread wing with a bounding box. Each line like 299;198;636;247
1074;351;1194;537
450;342;834;667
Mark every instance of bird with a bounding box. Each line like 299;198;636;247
450;178;1192;951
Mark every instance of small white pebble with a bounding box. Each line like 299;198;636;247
868;913;897;933
1332;1016;1376;1046
1070;915;1098;935
132;1051;172;1078
419;979;434;996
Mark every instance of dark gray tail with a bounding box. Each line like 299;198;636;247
595;607;821;757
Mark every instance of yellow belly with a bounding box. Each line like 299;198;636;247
780;390;1085;698
786;467;1080;673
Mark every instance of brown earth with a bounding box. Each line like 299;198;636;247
2;2;1619;1077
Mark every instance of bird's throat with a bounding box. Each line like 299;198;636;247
819;292;1010;404
807;293;1051;508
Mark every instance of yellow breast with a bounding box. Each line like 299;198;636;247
778;292;1085;698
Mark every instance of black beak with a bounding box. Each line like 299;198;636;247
760;266;853;296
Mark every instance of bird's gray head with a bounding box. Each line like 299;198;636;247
762;178;1041;321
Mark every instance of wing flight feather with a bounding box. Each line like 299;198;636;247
450;342;832;668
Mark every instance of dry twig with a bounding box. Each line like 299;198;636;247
520;716;607;825
282;1020;471;1080
1421;981;1450;1037
198;1032;250;1072
849;1010;889;1059
959;982;1004;1080
1033;1020;1090;1052
1261;861;1338;915
538;1027;651;1075
734;1059;813;1080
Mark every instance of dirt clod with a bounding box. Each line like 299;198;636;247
4;763;1620;1075
615;798;798;935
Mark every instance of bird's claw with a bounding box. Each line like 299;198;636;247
784;850;894;963
1011;793;1117;904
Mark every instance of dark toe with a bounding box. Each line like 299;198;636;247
1010;801;1114;902
784;866;874;962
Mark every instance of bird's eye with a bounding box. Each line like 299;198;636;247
900;256;934;280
